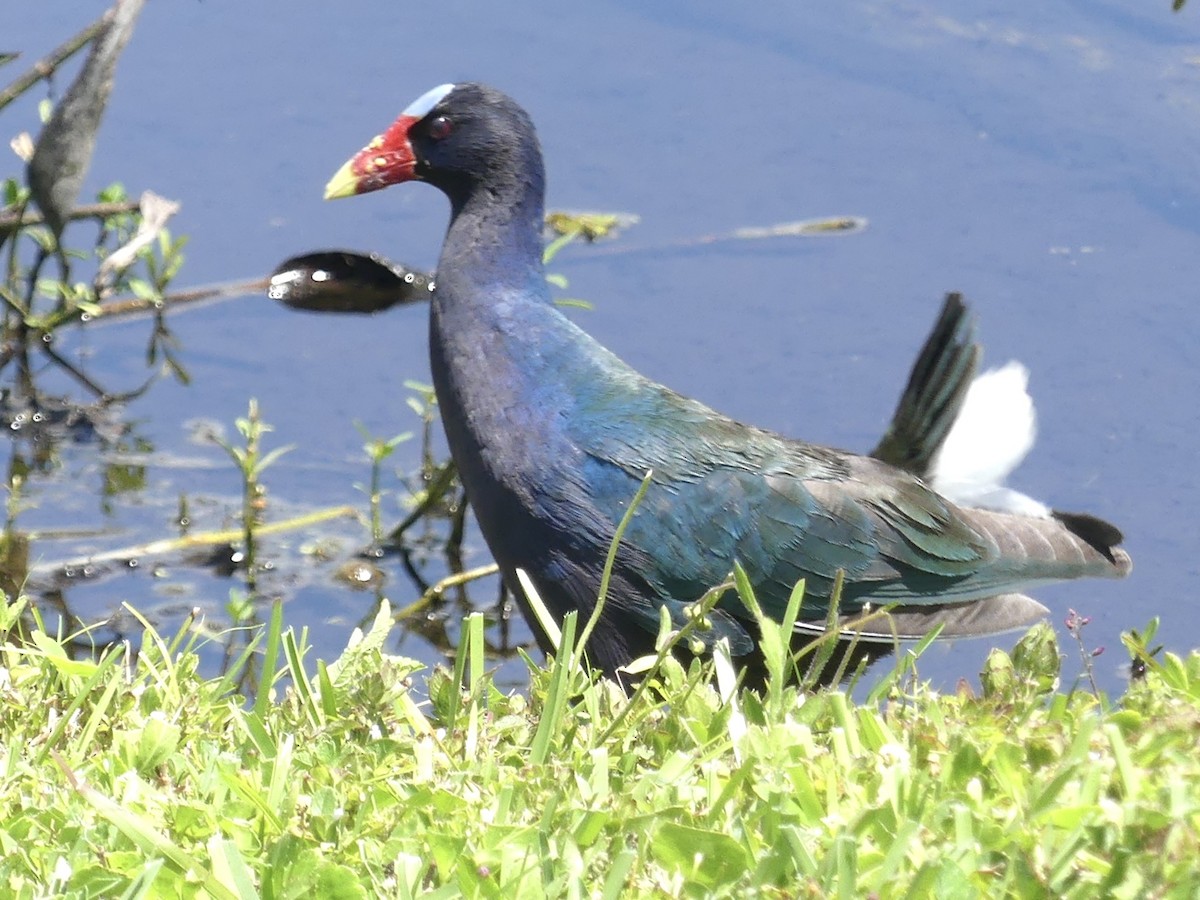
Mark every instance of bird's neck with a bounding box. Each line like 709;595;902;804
427;153;575;491
437;163;547;303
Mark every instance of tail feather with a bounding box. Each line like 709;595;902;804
872;292;978;476
931;361;1049;515
795;592;1050;643
1052;509;1126;565
960;506;1132;581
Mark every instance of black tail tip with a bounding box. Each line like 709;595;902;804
1052;509;1126;565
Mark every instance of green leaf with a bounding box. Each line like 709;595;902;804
31;631;100;677
97;182;128;204
255;444;294;475
3;176;27;206
207;836;259;899
554;298;594;310
25;224;56;250
313;863;369;899
651;822;750;888
129;278;159;301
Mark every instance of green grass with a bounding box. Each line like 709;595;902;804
0;590;1196;898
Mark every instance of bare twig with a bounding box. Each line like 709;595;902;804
0;13;108;113
27;504;360;576
576;215;869;259
0;200;141;237
392;563;501;621
86;276;270;324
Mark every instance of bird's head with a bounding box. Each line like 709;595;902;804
324;82;539;205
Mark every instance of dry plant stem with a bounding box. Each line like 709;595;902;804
1067;610;1104;698
0;14;108;113
27;505;358;577
392;563;501;620
0;200;142;240
577;216;868;259
86;276;271;324
239;407;263;596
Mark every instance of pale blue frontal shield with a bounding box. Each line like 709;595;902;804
403;83;456;119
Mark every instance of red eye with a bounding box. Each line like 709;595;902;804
428;116;453;140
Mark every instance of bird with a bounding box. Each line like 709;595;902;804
324;82;1131;682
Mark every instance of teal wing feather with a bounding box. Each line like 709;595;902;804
570;373;1000;636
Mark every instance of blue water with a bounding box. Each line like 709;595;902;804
6;1;1198;694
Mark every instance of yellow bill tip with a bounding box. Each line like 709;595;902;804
324;159;360;200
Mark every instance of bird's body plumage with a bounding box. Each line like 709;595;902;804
327;82;1131;676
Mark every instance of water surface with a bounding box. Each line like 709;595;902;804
6;1;1198;693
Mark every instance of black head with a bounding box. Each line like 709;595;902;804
325;82;543;211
